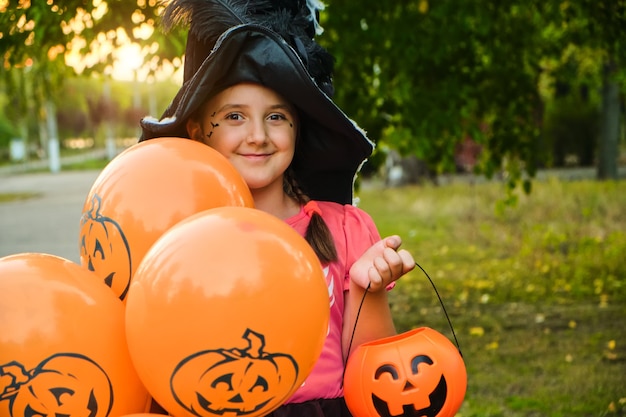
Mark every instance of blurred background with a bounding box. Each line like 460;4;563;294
0;0;624;185
1;1;625;416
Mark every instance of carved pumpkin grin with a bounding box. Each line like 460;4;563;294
372;374;447;417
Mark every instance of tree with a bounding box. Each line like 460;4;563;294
322;0;625;193
0;0;185;164
559;0;626;179
1;0;624;186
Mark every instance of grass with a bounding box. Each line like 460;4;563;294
62;157;110;171
0;192;40;203
1;162;623;415
356;176;626;417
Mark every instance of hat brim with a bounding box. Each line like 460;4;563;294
140;24;374;205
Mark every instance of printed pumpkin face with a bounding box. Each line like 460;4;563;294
80;194;132;301
0;353;113;417
344;327;467;417
171;329;299;416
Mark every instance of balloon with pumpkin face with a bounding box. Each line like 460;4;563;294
125;207;330;417
343;327;467;417
0;253;151;417
79;137;254;301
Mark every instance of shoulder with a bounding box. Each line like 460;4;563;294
316;201;376;227
316;201;380;244
316;201;381;267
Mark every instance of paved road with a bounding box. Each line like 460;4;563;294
0;170;102;263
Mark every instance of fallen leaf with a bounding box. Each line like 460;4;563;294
486;341;499;350
470;327;485;337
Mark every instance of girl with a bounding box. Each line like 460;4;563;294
140;1;415;415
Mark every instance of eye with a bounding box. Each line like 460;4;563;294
225;112;244;121
374;364;399;380
268;113;287;121
92;239;105;260
250;375;269;392
211;373;234;390
411;355;434;374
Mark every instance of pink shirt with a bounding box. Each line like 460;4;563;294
285;201;381;403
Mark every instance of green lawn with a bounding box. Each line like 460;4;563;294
1;164;623;416
357;177;626;417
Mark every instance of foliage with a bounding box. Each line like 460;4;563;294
0;115;18;147
357;177;626;416
0;0;184;73
322;0;625;189
1;0;625;189
0;0;186;156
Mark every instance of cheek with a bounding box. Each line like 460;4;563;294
202;129;237;155
275;128;297;153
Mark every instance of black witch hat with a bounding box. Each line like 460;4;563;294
140;0;374;205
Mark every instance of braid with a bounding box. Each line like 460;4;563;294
284;169;338;263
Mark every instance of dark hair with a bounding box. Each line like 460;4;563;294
284;169;338;263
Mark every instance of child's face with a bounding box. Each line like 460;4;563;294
187;83;297;193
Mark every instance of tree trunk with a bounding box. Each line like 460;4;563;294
103;79;117;160
597;61;620;180
46;99;61;173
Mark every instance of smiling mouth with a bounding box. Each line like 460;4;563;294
239;153;272;160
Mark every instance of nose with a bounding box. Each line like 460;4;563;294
246;119;268;145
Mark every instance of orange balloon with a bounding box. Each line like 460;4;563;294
343;327;467;417
79;137;254;302
125;207;330;417
0;253;151;417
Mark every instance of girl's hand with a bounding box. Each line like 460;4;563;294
349;235;415;292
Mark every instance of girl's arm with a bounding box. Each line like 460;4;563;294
342;235;415;360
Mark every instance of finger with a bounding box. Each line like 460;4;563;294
382;247;405;278
398;249;416;274
367;265;384;291
383;235;402;251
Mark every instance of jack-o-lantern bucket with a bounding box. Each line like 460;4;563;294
344;327;467;417
79;137;254;302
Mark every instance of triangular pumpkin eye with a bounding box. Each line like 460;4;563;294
92;239;105;261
